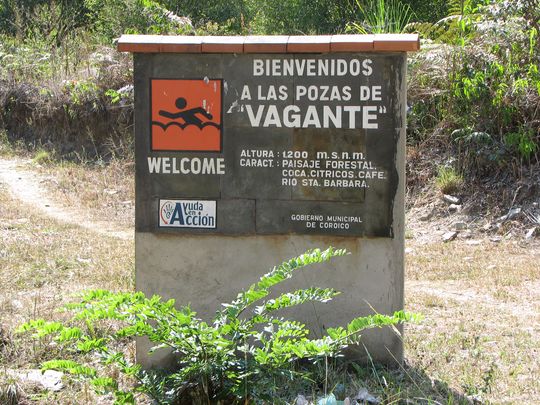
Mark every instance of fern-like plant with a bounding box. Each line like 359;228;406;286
18;247;418;404
404;0;483;43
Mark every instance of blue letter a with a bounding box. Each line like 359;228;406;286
170;203;185;225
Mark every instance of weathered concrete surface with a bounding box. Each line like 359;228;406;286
134;51;406;367
136;231;404;368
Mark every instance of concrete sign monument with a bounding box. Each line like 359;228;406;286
118;34;419;367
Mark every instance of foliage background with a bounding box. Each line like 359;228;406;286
0;0;538;169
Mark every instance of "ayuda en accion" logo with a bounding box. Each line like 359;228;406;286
159;199;217;228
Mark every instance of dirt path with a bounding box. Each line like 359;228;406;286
0;157;133;240
407;279;540;320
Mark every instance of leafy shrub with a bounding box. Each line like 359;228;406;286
0;0;96;45
18;248;417;404
32;149;53;164
0;375;21;405
160;0;249;34
89;0;193;39
405;0;486;44
0;0;192;45
247;0;356;35
404;0;447;23
504;129;538;161
407;0;540;173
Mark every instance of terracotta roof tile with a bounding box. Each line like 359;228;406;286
117;34;420;53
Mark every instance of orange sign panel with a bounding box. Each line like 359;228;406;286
151;79;222;151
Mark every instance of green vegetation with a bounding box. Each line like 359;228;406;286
435;166;464;194
32;149;53;164
346;0;414;34
407;0;540;174
18;248;417;403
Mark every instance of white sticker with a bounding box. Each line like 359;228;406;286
159;199;216;228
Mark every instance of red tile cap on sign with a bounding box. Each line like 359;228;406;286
201;36;244;53
116;34;420;53
330;34;374;52
117;35;161;53
287;35;331;53
160;36;202;53
373;34;420;51
244;36;289;53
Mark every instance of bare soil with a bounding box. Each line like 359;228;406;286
406;145;540;244
0;158;133;240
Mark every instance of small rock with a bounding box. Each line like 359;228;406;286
449;204;462;212
317;393;337;405
467;393;483;404
443;194;460;204
118;84;134;94
490;236;502;243
103;189;118;195
442;231;458;242
453;222;467;230
354;388;380;404
11;299;23;309
465;240;481;246
525;227;538;239
498;207;521;222
296;395;309;405
18;369;64;391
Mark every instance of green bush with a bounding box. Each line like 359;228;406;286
32;148;53;164
18;247;417;404
247;0;356;35
504;129;538;161
0;0;193;46
89;0;193;40
407;0;540;172
404;0;447;23
160;0;250;34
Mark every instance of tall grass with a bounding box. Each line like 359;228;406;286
347;0;414;34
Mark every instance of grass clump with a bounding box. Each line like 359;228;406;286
32;149;53;165
435;166;463;194
0;374;21;405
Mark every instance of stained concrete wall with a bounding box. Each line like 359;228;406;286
136;233;405;368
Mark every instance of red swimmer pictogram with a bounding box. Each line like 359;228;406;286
150;79;222;152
